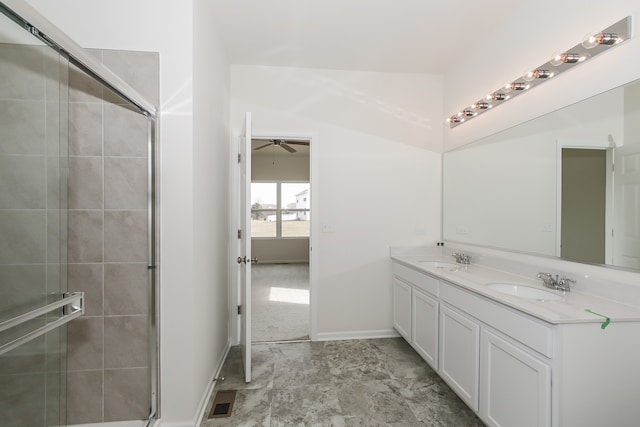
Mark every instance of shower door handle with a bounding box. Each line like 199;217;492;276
237;256;258;264
0;292;84;356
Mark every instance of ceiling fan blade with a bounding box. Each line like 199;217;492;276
254;143;273;150
284;141;310;146
280;143;297;153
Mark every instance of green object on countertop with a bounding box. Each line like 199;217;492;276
584;309;611;330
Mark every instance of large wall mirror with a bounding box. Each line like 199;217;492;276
443;78;640;271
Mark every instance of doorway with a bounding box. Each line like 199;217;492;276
250;138;311;342
561;148;607;264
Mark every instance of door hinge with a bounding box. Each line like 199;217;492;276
237;229;242;239
238;153;241;163
237;305;242;315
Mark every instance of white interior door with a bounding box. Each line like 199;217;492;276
239;112;253;382
613;144;640;268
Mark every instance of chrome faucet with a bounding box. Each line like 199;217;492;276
451;252;472;265
536;272;575;292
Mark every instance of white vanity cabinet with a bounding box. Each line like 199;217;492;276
440;280;552;427
391;255;640;427
412;288;439;368
439;304;480;411
392;277;412;341
481;329;551;427
392;262;440;370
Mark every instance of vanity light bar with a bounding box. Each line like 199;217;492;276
446;16;632;128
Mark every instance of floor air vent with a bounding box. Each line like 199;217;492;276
208;390;237;418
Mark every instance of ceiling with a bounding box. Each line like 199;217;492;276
210;0;520;74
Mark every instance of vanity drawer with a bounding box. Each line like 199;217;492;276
440;282;553;358
393;262;439;296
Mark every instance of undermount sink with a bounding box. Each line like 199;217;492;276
487;283;565;301
419;260;460;269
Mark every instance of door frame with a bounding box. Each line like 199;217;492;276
229;130;319;345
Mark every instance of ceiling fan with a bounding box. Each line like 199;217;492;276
252;138;309;154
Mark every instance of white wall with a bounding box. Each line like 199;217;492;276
444;0;640;150
231;66;442;338
24;1;230;425
190;2;231;427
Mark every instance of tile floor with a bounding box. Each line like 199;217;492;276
201;338;484;426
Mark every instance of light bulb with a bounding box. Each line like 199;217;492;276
582;32;621;49
534;69;553;79
523;71;536;82
510;82;527;91
462;109;475;117
502;83;513;94
487;92;507;101
472;101;490;110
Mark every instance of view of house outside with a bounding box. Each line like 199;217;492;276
251;182;310;237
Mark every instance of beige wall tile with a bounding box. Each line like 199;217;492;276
0;155;46;209
104;210;147;262
0;211;46;264
0;373;46;427
104;157;147;210
68;156;103;209
69;102;103;156
102;50;159;106
46;210;61;264
66;370;103;424
104;103;148;157
69;49;103;104
104;263;147;315
0;335;46;376
104;315;149;368
0;100;46;155
68;210;103;263
67;317;104;370
0;44;45;100
104;368;150;421
0;264;46;317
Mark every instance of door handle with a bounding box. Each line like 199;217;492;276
236;256;258;264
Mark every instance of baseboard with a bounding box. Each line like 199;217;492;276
314;329;400;341
193;341;231;426
156;341;231;427
69;421;146;427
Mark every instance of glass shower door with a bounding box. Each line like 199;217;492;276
0;9;77;427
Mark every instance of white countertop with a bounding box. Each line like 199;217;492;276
391;254;640;325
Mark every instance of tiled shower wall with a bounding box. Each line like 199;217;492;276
65;49;158;424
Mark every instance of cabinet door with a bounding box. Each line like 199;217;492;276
439;304;480;411
412;289;438;369
393;278;412;341
481;330;551;427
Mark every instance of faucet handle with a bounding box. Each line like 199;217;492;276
559;276;576;284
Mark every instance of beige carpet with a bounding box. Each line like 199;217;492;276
251;263;310;342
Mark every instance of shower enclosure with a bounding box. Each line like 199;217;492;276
0;1;159;426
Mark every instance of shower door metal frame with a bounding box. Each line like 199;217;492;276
0;0;161;424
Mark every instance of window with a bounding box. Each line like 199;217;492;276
251;182;310;238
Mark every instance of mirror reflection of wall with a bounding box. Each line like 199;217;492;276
443;78;640;271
